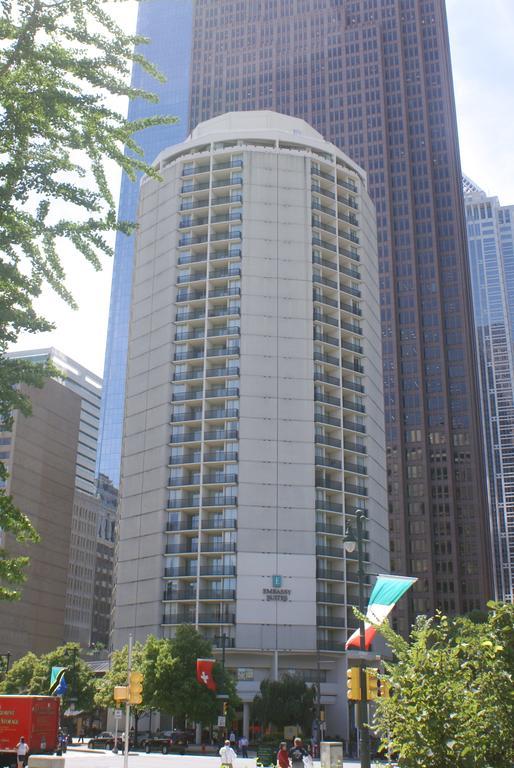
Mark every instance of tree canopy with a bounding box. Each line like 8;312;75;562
372;601;514;768
0;0;175;598
0;642;96;712
252;674;315;735
95;628;238;725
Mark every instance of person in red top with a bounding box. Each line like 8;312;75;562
277;742;289;768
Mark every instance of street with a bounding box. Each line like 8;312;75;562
62;749;364;768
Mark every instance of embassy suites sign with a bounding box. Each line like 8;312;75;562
263;587;291;602
263;575;291;601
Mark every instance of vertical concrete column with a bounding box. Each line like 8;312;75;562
243;702;250;741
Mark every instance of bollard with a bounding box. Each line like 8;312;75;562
28;757;66;768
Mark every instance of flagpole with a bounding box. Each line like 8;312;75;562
356;510;370;768
123;634;133;768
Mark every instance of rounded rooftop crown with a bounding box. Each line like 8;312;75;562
189;110;324;143
152;110;366;185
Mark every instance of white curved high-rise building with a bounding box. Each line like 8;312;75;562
113;111;388;733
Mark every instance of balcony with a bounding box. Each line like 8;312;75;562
198;590;236;601
178;252;208;266
312;200;336;217
204;428;238;441
202;494;237;507
345;482;368;497
213;160;243;172
203;451;238;463
312;236;337;254
207;325;240;338
211;248;242;262
170;430;202;444
208;306;241;319
345;462;367;476
317;640;345;652
315;391;341;408
206;345;240;358
342;399;365;414
315;412;341;428
314;371;340;387
202;518;237;530
342;418;366;434
315;434;341;449
316;568;344;581
311;183;336;200
208;286;240;299
316;477;343;492
200;565;236;577
344;440;367;455
166;496;199;509
173;369;203;383
338;195;358;210
316;545;344;559
337;177;358;194
206;385;239;398
176;309;205;322
316;593;346;605
201;542;237;553
316;500;343;514
316;522;345;536
197;614;235;624
341;378;365;394
172;389;203;402
204;407;239;420
205;366;239;379
164;567;193;578
316;615;346;628
315;456;342;470
212;176;243;189
202;472;238;485
312;167;335;183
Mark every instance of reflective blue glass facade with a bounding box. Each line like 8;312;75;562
97;1;193;485
464;177;514;603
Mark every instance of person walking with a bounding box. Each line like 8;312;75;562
277;742;289;768
220;739;237;767
16;737;29;767
289;737;308;768
238;736;249;759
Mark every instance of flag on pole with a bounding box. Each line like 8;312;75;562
345;574;417;650
196;658;216;691
50;667;68;696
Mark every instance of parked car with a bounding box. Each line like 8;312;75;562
141;731;188;755
87;732;122;750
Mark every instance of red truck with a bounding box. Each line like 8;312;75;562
0;696;60;766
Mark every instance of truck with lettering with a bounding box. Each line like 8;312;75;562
0;696;60;766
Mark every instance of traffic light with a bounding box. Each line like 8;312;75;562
223;701;229;716
346;666;361;701
365;668;379;700
113;685;128;703
128;671;143;705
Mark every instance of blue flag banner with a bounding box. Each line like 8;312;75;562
50;666;68;696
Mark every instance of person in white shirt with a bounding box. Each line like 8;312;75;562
220;739;237;766
16;737;29;767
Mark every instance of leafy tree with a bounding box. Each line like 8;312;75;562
95;629;238;733
252;674;315;735
158;625;239;725
372;602;514;768
0;0;175;596
0;643;96;712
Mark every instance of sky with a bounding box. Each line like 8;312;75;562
10;0;514;377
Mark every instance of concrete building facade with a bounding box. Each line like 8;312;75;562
464;178;514;603
99;0;492;626
0;380;80;659
113;112;388;733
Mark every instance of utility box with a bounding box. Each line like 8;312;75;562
320;741;343;768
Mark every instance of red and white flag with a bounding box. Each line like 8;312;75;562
196;658;216;691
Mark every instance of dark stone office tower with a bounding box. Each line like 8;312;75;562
188;0;492;625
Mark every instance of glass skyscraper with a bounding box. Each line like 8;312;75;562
99;0;493;627
464;177;514;603
97;1;194;486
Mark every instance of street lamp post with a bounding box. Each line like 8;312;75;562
344;509;370;768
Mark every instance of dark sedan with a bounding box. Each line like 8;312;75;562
141;731;188;755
